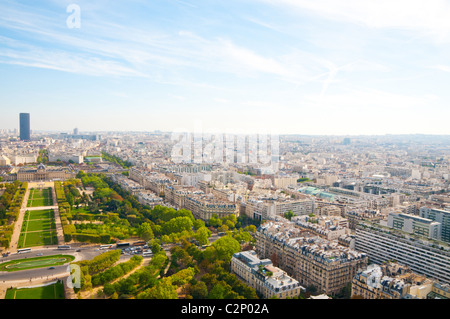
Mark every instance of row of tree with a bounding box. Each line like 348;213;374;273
101;152;133;169
0;181;27;248
73;249;122;292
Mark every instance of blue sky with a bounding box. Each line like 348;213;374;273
1;0;450;135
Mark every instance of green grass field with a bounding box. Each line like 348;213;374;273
26;188;53;207
27;209;55;220
18;230;58;247
5;281;65;299
18;209;57;248
0;254;75;272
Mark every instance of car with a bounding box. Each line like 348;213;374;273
76;249;81;252
48;267;55;270
36;253;43;256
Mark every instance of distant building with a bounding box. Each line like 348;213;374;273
11;154;37;165
19;113;30;141
184;193;237;222
0;155;11;166
245;197;315;221
420;207;450;243
13;164;76;182
387;211;441;241
48;152;84;164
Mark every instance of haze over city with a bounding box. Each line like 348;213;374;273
1;0;450;135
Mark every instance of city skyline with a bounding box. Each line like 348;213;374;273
1;1;450;135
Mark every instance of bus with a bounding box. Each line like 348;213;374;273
132;241;146;247
17;248;31;254
116;242;130;248
142;250;153;257
100;244;113;250
58;245;71;250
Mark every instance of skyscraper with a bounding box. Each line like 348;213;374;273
19;113;30;141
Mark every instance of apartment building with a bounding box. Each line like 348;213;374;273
231;250;305;299
136;191;164;208
272;174;299;189
164;184;195;209
344;209;383;230
387;212;441;240
351;262;435;299
420;207;450;243
245;197;315;220
129;167;172;196
184;193;237;222
255;221;368;295
355;220;450;285
291;215;348;241
428;283;450;299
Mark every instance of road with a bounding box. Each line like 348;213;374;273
0;243;136;298
0;233;224;299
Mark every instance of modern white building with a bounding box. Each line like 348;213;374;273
387;212;441;241
355;220;450;285
420;207;450;243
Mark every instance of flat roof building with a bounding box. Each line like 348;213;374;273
19;113;30;141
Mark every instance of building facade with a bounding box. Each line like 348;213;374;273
420;207;450;243
387;212;441;240
255;220;368;295
231;250;304;299
19;113;30;141
355;220;450;285
351;262;435;299
14;164;76;182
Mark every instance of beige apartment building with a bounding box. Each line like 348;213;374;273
255;220;368;296
245;197;315;220
231;250;305;299
163;184;237;222
184;193;238;222
351;262;436;299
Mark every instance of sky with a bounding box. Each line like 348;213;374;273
1;0;450;135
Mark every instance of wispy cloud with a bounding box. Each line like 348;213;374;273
260;0;450;42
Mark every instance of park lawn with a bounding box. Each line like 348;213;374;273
27;188;53;207
71;207;91;214
18;209;57;248
25;219;55;232
28;209;55;220
28;198;53;207
5;281;65;299
19;230;58;248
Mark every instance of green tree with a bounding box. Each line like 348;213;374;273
137;222;154;242
138;277;177;299
171;267;196;286
195;226;211;246
189;281;208;299
162;216;193;235
284;210;294;220
209;214;222;227
211;236;241;262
